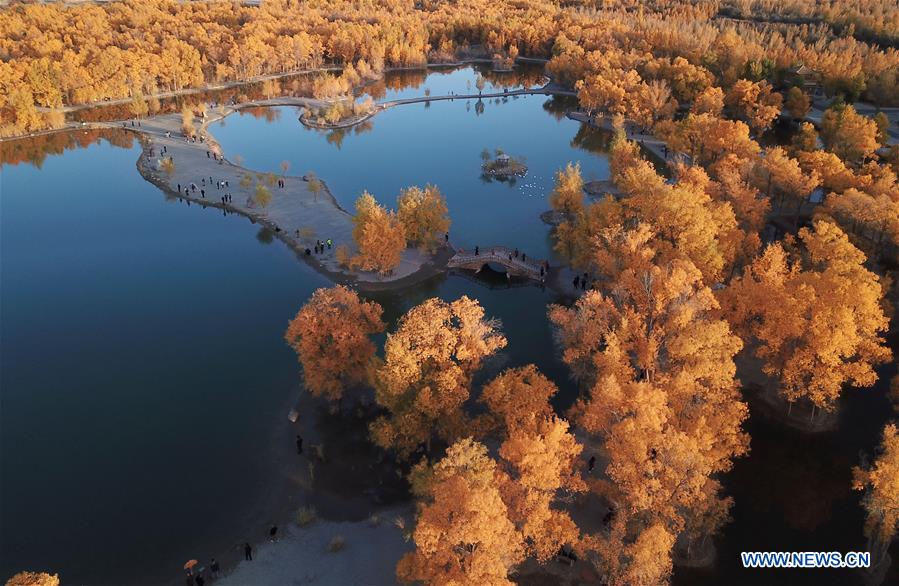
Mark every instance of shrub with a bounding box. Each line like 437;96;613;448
296;506;317;527
327;535;346;552
254;183;272;207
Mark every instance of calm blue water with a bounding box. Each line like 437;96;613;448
0;126;574;584
1;134;331;583
358;63;546;102
3;66;895;586
213;68;611;260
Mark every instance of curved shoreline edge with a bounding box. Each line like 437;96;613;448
134;134;453;294
121;82;576;293
10;60;586;295
5;57;552;142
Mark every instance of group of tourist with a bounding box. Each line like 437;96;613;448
304;238;333;255
183;557;219;586
462;245;551;282
176;177;233;205
572;272;594;291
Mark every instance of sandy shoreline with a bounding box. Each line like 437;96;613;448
125;103;455;293
216;506;413;586
7;66;592;585
162;381;416;586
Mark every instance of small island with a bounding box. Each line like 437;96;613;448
583;179;620;198
300;97;377;129
480;148;527;178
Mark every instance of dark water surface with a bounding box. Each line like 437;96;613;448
1;133;330;583
211;67;612;260
2;66;896;586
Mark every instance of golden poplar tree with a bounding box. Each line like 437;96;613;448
396;438;524;586
754;146;820;213
480;365;558;435
4;573;60;586
371;296;506;457
724;79;782;133
784;86;811;119
396;184;451;253
722;220;891;415
549;162;585;217
498;415;585;562
853;424;899;567
284;286;385;403
351;191;406;275
691;86;725;116
821;105;881;166
550;254;749;574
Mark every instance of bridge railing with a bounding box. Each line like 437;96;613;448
448;246;546;277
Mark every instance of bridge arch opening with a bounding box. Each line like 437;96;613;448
483;261;509;275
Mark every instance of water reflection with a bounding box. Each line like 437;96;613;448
3;63;897;586
211;66;616;260
1;128;135;168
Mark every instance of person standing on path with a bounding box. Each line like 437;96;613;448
327;239;332;250
210;558;219;578
296;434;303;455
244;543;253;561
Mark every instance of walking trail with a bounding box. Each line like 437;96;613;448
85;79;579;290
122;108;444;289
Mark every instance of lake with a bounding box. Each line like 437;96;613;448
211;65;613;260
1;65;896;586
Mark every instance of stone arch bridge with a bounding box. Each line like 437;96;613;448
448;246;547;280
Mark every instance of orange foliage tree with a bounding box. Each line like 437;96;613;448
480;365;558;435
818;188;899;257
480;365;586;561
396;438;525;586
821;105;882;166
784;86;811;119
497;414;585;562
396;184;451;253
724;79;782;133
753;146;820;217
549;162;585;218
600;140;747;284
4;573;60;586
691;86;725;116
722;220;891;415
284;286;385;404
853;424;899;567
371;296;506;457
351;191;406;275
550;253;749;574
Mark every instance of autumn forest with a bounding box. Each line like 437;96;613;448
2;0;899;586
